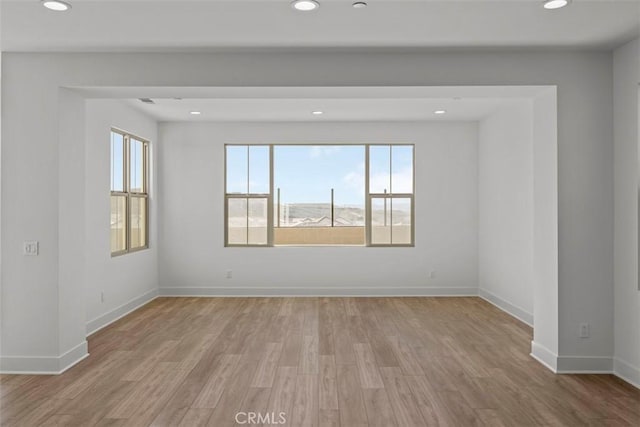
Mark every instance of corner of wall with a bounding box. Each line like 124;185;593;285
86;288;159;336
530;340;558;372
479;289;533;326
612;37;640;391
614;357;640;389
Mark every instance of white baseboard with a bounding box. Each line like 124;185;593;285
556;355;613;373
0;340;88;375
86;288;159;336
530;340;558;372
478;288;534;326
531;340;613;374
158;286;478;297
614;357;640;389
530;341;639;390
0;355;59;374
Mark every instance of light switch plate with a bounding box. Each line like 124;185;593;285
579;323;590;338
23;241;39;256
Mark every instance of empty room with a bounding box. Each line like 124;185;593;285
0;0;639;426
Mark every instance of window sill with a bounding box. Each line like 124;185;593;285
111;246;149;257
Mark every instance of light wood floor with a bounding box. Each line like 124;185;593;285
1;297;638;426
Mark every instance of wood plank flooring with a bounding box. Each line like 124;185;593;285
1;297;638;426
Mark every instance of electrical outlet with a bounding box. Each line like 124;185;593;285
429;270;436;279
579;323;590;338
23;241;39;256
226;270;233;279
101;292;105;303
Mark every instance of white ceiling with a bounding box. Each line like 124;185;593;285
103;86;544;121
74;85;547;100
1;0;638;52
123;97;528;122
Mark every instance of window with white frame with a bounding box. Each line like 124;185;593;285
110;129;149;255
224;144;414;247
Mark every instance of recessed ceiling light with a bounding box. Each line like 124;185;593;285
543;0;570;10
291;0;319;11
190;111;202;115
312;111;324;115
434;110;447;115
352;2;367;8
42;0;72;11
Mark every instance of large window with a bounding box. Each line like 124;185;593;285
225;144;414;247
111;129;149;255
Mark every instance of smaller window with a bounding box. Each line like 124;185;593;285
367;145;414;246
225;145;272;246
110;129;149;255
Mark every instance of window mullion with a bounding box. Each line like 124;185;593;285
268;144;274;247
246;146;250;245
365;144;371;247
224;195;229;247
125;135;130;252
389;145;393;245
143;141;148;194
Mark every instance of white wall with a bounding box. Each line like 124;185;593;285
158;121;478;295
613;38;640;387
2;50;607;373
478;101;534;325
84;100;159;335
2;58;62;371
58;89;89;368
0;5;4;364
532;88;559;367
